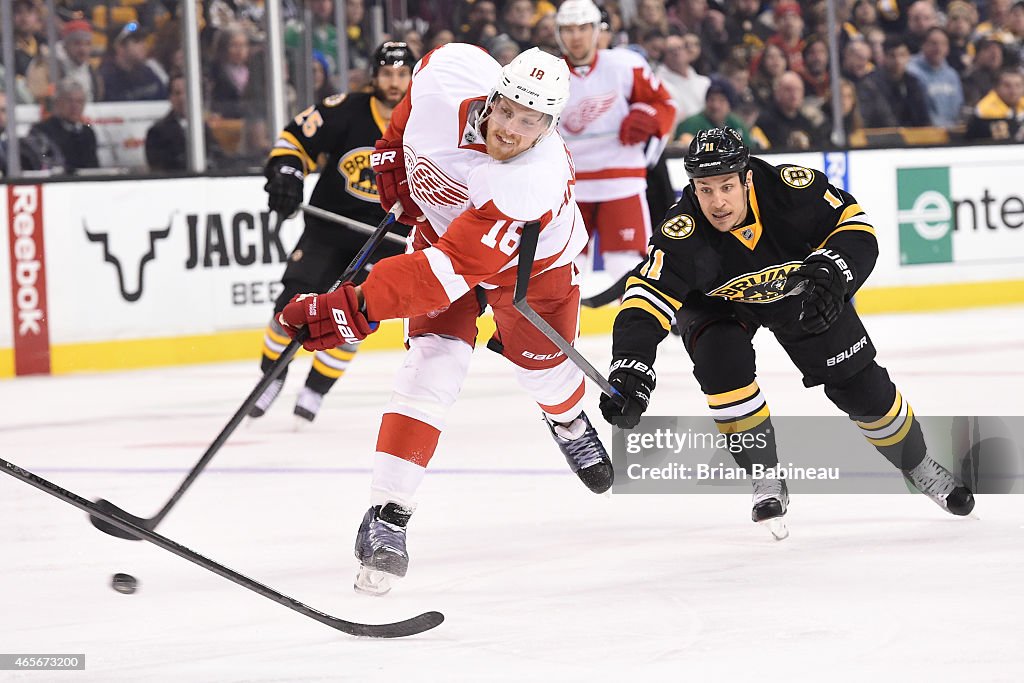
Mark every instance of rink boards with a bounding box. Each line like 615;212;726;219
3;144;1024;377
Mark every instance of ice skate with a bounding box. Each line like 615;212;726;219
904;455;975;516
293;386;324;425
545;412;614;494
248;377;284;418
752;476;789;540
353;502;413;596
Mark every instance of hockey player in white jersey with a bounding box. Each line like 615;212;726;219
556;0;676;306
277;44;613;594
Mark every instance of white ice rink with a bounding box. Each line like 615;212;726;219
1;305;1022;682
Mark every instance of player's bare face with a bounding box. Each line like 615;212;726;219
485;97;550;161
693;171;751;232
372;65;412;108
559;23;596;65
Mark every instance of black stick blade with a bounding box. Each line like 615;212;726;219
89;498;150;540
331;610;445;638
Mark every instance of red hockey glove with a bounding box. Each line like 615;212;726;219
278;284;376;351
619;103;661;145
370;139;425;226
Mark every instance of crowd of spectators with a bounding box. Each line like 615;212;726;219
4;0;1024;177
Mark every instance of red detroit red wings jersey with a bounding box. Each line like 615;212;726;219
361;43;588;323
558;49;676;202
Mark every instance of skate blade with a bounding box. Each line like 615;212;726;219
759;517;789;541
353;566;393;596
292;416;313;432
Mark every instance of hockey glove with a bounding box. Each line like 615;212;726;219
619;103;661;145
599;358;657;429
264;160;305;218
370;139;425;226
278;284;376;352
782;248;855;334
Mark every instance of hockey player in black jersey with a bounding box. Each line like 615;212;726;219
599;127;974;537
250;42;415;424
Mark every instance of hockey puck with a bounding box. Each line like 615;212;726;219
111;572;138;594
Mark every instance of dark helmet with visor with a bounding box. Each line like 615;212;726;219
683;127;750;179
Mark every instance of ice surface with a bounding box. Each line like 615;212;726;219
1;306;1022;681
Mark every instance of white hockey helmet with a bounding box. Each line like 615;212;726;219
476;47;570;147
555;0;602;57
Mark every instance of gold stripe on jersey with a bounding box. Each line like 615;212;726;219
625;276;682;309
729;182;764;251
271;131;316;172
369;96;389;134
620;298;672;331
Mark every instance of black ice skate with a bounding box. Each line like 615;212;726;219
353;502;413;596
904;455;975;516
248;377;284;418
293;386;324;424
752;476;789;540
545;412;614;494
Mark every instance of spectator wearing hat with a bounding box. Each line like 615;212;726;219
945;1;978;75
856;34;930;127
310;50;335;102
656;33;710;128
675;77;754;146
963;37;1006;108
99;23;168;101
13;0;45;78
29;78;98;173
908;28;964;127
765;2;806;74
965;66;1024;139
28;19;103;103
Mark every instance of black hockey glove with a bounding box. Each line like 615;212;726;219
782;248;855;334
599;358;656;429
264;161;305;218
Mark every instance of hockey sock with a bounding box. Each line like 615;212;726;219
306;342;359;394
706;380;779;475
259;318;292;380
851;389;927;471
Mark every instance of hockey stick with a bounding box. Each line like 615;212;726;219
0;456;443;638
89;203;403;541
301;204;408;246
513;222;622;401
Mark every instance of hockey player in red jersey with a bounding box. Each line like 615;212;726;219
277;44;613;594
555;0;676;306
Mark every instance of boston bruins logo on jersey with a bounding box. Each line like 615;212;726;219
661;214;695;239
780;166;815;189
707;261;803;303
337;147;378;201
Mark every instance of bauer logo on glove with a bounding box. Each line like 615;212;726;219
279;285;376;351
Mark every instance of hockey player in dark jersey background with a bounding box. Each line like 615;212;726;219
249;41;415;424
600;126;974;537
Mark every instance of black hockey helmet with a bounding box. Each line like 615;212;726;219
683;127;749;179
372;41;416;75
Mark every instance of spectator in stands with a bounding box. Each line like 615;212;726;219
488;33;520;66
1008;1;1024;65
30;78;98;173
799;35;831;102
750;42;789;108
631;0;670;42
457;0;498;45
965;66;1024;140
209;24;269;157
637;29;668;67
849;0;879;36
974;0;1015;46
857;34;930;127
285;0;337;73
683;31;712;76
13;0;44;78
908;27;964;128
905;0;940;53
944;2;978;75
766;2;806;74
0;90;67;174
864;26;888;69
755;70;821;149
820;77;867;147
344;0;372;70
724;0;770;65
657;33;711;127
675;77;752;146
500;0;537;52
424;27;456;52
26;18;103;104
668;0;729;71
532;11;560;56
718;58;757;110
99;23;168;101
145;73;225;172
311;50;335;101
402;29;425;59
963;37;1006;108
